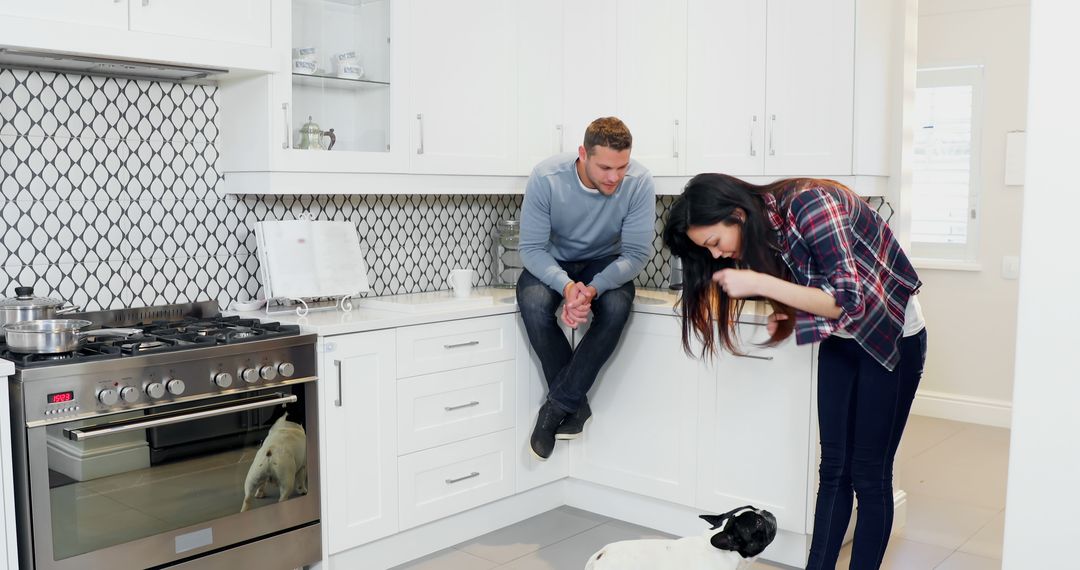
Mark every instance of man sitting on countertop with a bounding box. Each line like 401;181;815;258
517;116;656;460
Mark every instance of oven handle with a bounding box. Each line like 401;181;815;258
64;393;299;441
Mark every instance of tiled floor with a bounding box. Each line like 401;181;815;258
390;415;1010;570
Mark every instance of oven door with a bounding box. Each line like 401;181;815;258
24;378;320;570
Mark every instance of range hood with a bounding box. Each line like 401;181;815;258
0;48;227;82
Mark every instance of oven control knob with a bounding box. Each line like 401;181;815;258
120;386;139;403
167;379;186;395
146;382;165;399
212;372;233;388
259;365;278;381
241;368;260;384
278;362;295;378
97;388;119;406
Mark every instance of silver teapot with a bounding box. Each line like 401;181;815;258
298;116;336;150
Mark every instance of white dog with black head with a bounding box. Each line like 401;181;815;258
240;413;308;512
583;505;777;570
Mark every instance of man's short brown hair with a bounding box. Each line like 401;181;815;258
583;117;632;155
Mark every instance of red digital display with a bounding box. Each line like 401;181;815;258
47;391;74;404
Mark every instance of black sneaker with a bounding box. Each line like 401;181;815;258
530;401;567;460
555;400;592;440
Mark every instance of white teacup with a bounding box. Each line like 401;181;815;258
449;269;474;299
292;59;317;75
293;46;318;60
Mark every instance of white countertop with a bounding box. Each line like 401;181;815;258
229;286;768;337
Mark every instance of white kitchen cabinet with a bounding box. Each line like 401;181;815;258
516;0;565;172
557;0;617;163
568;312;704;506
396;360;516;455
517;0;685;177
685;0;854;177
219;0;411;191
696;323;815;533
0;0;126;29
611;0;686;176
128;0;270;47
395;313;518;378
397;429;517;530
320;329;399;554
685;0;767;176
764;0;855;176
0;0;275;72
408;0;518;175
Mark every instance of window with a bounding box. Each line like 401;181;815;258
911;65;984;263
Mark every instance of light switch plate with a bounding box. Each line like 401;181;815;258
1002;255;1021;280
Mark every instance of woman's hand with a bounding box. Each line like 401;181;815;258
766;311;790;337
713;268;764;299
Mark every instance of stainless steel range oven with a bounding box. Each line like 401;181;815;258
6;302;321;570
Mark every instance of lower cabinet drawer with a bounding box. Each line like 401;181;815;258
397;360;516;455
397;429;516;530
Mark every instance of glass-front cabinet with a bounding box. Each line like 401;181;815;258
290;0;391;153
218;0;409;192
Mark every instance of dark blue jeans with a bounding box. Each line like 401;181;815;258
516;256;635;414
806;329;927;570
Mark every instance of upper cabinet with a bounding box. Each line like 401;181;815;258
215;0;902;194
517;0;686;177
219;0;412;189
685;0;854;177
408;0;518;175
129;0;270;47
0;0;127;29
764;0;855;176
0;0;276;71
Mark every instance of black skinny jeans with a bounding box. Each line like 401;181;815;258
806;329;928;570
515;255;635;414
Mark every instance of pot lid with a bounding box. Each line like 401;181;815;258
0;286;67;310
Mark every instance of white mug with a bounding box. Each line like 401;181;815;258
449;268;474;299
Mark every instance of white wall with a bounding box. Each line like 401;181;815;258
910;0;1029;427
1002;1;1080;563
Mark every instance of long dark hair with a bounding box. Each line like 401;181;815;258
662;173;809;359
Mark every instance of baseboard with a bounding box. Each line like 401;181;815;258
912;390;1012;428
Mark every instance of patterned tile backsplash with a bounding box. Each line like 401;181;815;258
0;68;680;311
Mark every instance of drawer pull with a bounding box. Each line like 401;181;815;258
735;353;774;361
445;471;480;485
443;340;480;349
444;400;480;412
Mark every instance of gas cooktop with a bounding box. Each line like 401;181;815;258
1;303;301;369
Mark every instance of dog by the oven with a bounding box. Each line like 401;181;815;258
241;413;308;512
583;506;777;570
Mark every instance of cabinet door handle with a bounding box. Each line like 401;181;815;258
445;400;480;412
333;359;343;407
282;103;291;150
445;471;480;485
768;114;776;156
750;115;758;157
556;124;564;154
142;0;149;6
735;353;774;361
443;340;479;349
416;113;424;155
672;119;680;158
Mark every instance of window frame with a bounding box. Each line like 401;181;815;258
910;64;985;265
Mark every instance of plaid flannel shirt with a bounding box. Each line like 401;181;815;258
763;184;922;371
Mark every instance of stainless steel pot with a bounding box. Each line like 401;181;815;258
3;319;143;354
0;286;80;333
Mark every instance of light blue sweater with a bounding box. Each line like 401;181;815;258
518;153;656;296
